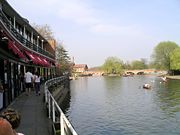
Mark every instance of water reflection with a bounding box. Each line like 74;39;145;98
103;76;122;90
59;90;71;114
155;79;180;115
66;76;180;135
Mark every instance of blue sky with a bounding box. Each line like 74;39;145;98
8;0;180;67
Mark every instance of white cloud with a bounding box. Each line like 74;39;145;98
8;0;146;36
54;0;146;36
57;0;100;25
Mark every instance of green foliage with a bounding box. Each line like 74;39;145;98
56;44;71;73
123;61;132;70
170;47;180;70
151;41;179;70
102;57;123;74
131;60;146;69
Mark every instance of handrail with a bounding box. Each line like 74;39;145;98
44;76;78;135
0;10;55;59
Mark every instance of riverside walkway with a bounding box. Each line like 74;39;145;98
8;85;52;135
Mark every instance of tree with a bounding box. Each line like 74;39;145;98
140;58;148;68
170;47;180;70
33;23;72;74
32;23;54;40
56;44;71;73
123;61;132;70
102;57;123;74
131;60;146;69
151;41;179;70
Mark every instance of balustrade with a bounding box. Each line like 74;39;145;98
0;10;54;59
45;77;78;135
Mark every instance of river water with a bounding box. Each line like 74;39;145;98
62;76;180;135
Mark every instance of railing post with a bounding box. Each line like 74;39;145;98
61;114;65;135
52;100;55;123
45;85;48;103
48;94;51;119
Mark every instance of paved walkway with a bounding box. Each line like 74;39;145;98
8;85;52;135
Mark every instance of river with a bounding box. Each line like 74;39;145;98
62;75;180;135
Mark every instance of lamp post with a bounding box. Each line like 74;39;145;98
42;39;44;49
37;36;39;52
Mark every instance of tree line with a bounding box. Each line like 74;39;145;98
102;41;180;75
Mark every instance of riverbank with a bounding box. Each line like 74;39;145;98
166;75;180;80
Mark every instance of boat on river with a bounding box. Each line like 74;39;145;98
143;83;151;89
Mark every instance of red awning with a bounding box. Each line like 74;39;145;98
25;51;39;64
25;51;50;67
36;56;46;66
42;58;50;67
8;40;26;59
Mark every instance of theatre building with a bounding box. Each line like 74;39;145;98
0;0;56;110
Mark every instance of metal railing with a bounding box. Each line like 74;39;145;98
44;76;78;135
0;10;55;59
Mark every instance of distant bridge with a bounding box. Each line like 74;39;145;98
83;71;104;76
87;69;157;76
125;69;157;75
80;69;163;76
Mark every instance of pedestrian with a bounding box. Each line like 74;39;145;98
34;72;41;96
1;108;24;135
24;69;33;96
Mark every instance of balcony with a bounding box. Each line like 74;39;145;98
0;10;55;60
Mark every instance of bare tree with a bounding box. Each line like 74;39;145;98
32;23;72;74
32;23;54;40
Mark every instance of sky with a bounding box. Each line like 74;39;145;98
7;0;180;67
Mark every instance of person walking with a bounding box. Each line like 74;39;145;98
34;72;41;96
24;69;33;96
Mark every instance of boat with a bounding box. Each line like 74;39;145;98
143;83;151;89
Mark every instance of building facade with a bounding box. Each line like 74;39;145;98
73;64;88;73
0;0;57;110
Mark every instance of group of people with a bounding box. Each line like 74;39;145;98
0;70;41;135
0;108;23;135
24;69;41;96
